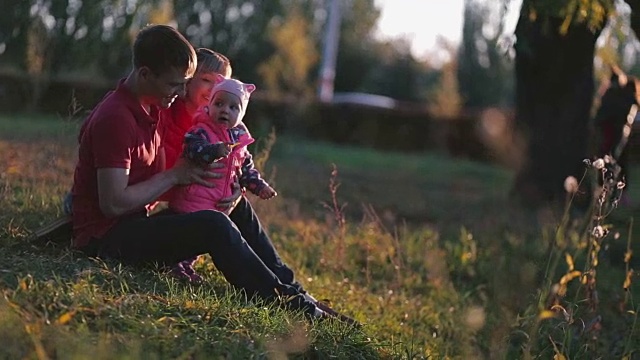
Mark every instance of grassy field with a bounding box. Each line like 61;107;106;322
0;114;639;359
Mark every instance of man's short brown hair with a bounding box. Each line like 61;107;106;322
133;24;197;78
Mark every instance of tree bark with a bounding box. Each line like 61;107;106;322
511;8;604;206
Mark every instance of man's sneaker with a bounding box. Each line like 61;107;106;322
31;216;73;246
316;300;361;327
302;293;360;327
30;192;74;246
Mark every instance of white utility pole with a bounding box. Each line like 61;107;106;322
318;0;341;102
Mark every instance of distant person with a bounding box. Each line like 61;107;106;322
69;24;355;324
593;65;639;203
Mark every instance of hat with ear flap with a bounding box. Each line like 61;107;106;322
208;74;256;122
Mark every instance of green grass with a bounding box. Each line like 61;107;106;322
0;113;80;140
0;113;639;359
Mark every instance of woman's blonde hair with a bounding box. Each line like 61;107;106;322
196;48;232;78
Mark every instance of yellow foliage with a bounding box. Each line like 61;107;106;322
148;0;175;26
564;252;574;271
559;270;582;286
538;310;556;320
257;6;319;97
56;311;75;325
622;270;633;290
19;278;28;291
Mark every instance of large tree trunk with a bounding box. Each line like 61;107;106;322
511;8;604;206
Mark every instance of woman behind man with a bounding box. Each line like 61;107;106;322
160;48;233;171
159;48;234;282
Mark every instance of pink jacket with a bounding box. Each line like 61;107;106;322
168;118;258;214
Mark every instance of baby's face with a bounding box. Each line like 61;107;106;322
185;71;220;109
209;91;242;129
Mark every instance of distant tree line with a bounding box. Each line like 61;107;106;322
0;0;515;113
7;0;640;209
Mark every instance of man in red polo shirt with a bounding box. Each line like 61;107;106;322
70;24;346;323
71;24;209;249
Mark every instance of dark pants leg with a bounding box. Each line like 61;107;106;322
92;209;315;314
229;197;304;292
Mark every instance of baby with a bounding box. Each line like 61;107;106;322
169;75;276;216
167;75;276;282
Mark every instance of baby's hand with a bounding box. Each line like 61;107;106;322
211;142;231;159
193;142;230;164
259;185;277;200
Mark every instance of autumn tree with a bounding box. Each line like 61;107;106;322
508;0;640;206
430;40;463;118
171;0;284;83
459;0;513;109
357;38;432;102
0;0;152;111
332;0;381;93
257;5;319;98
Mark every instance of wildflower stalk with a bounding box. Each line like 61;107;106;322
526;155;627;357
622;218;637;356
622;218;634;307
322;164;347;270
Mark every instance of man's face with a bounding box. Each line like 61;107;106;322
140;66;190;109
185;71;220;109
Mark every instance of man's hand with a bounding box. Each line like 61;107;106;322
217;181;243;211
258;185;277;200
172;158;223;187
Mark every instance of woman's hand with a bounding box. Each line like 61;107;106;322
217;181;243;211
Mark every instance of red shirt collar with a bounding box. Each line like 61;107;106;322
114;78;161;125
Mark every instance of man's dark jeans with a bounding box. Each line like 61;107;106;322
87;197;313;314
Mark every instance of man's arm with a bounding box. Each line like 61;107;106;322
97;168;177;217
97;161;223;217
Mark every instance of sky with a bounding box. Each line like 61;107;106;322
373;0;522;63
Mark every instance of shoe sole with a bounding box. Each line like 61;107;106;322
30;216;73;246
